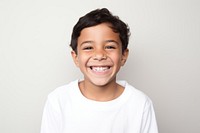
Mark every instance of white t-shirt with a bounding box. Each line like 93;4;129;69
41;80;158;133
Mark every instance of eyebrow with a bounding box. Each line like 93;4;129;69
105;40;120;45
80;41;94;46
80;40;120;46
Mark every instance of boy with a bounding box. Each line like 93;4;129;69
41;8;158;133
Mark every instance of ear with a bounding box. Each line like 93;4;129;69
121;49;129;66
71;50;79;67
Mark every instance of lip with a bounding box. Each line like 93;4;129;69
88;65;112;75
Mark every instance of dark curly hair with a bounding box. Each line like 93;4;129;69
70;8;130;54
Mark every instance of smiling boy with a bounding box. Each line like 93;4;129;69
71;22;128;101
41;8;158;133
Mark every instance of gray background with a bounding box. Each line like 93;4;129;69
0;0;200;133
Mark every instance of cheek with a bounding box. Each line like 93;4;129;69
110;54;122;64
77;54;88;65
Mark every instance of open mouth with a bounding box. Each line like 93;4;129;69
90;66;111;72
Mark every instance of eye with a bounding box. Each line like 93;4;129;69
105;45;116;49
83;46;93;50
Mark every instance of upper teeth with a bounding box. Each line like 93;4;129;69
92;67;109;72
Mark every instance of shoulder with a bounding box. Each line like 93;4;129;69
118;80;153;106
47;80;79;102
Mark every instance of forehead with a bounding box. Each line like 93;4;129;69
78;23;121;44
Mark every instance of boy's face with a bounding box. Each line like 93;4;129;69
71;23;128;87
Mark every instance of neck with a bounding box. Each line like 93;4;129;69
79;80;124;102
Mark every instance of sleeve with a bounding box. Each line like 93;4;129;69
40;95;62;133
141;98;159;133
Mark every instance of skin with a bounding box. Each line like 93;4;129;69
71;23;129;101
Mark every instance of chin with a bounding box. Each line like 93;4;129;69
89;77;115;87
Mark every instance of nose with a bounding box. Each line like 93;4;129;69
93;48;107;61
